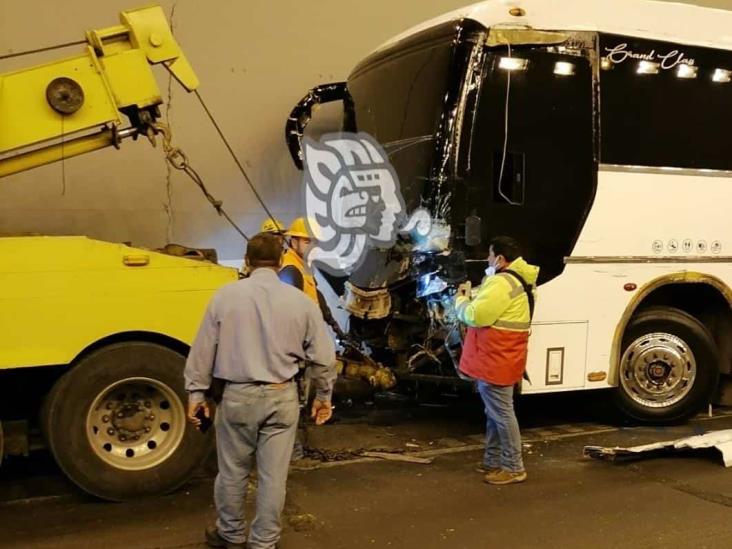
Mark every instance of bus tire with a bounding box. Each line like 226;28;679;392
41;341;211;501
614;306;719;424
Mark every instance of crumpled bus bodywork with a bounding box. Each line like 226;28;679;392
287;17;598;381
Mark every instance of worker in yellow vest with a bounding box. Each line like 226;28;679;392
279;217;318;302
279;217;343;338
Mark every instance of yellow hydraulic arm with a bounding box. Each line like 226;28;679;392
0;5;198;177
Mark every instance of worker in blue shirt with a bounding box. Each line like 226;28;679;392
185;232;336;549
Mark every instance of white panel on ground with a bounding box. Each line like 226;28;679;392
584;429;732;467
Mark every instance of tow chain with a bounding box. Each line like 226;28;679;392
151;122;250;241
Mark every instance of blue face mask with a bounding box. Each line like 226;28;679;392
484;265;496;278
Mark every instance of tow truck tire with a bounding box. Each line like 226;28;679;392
614;306;719;424
41;341;211;501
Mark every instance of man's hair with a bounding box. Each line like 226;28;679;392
490;236;522;262
245;232;282;267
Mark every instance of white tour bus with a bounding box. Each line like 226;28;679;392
286;0;732;423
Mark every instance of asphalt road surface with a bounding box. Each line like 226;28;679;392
2;390;732;548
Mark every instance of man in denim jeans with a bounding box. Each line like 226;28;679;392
455;236;538;485
185;233;336;548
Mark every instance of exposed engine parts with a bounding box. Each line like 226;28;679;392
337;357;397;391
343;283;392;320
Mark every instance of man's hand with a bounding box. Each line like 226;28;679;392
187;399;210;429
457;281;472;299
311;399;333;425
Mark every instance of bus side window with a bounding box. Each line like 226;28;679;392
600;33;732;170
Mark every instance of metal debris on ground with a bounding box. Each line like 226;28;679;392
303;446;406;463
303;447;361;462
584;428;732;467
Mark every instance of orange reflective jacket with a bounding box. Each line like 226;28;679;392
456;257;539;386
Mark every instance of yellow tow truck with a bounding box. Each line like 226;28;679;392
0;7;238;501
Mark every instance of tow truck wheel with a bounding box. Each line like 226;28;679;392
614;306;719;424
41;341;211;501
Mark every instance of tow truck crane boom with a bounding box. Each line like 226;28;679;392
0;5;197;177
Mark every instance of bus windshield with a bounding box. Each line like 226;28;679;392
347;23;457;214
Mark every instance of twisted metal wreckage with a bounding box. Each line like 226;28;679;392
285;25;593;393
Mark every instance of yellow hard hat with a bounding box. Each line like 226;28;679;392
286;217;313;239
260;217;285;234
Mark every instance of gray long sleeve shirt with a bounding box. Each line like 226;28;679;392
184;268;336;404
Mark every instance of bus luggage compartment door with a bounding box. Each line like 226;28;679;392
523;321;588;392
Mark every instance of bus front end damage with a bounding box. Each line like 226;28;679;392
285;19;597;390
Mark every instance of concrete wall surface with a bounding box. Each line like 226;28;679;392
1;0;730;261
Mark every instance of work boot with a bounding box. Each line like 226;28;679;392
205;525;247;549
475;464;502;475
484;469;527;485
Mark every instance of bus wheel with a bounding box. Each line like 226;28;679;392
614;306;719;424
41;341;211;501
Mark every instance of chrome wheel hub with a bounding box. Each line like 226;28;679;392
620;332;696;408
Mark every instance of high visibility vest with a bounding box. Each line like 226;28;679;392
455;258;539;386
281;248;318;304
